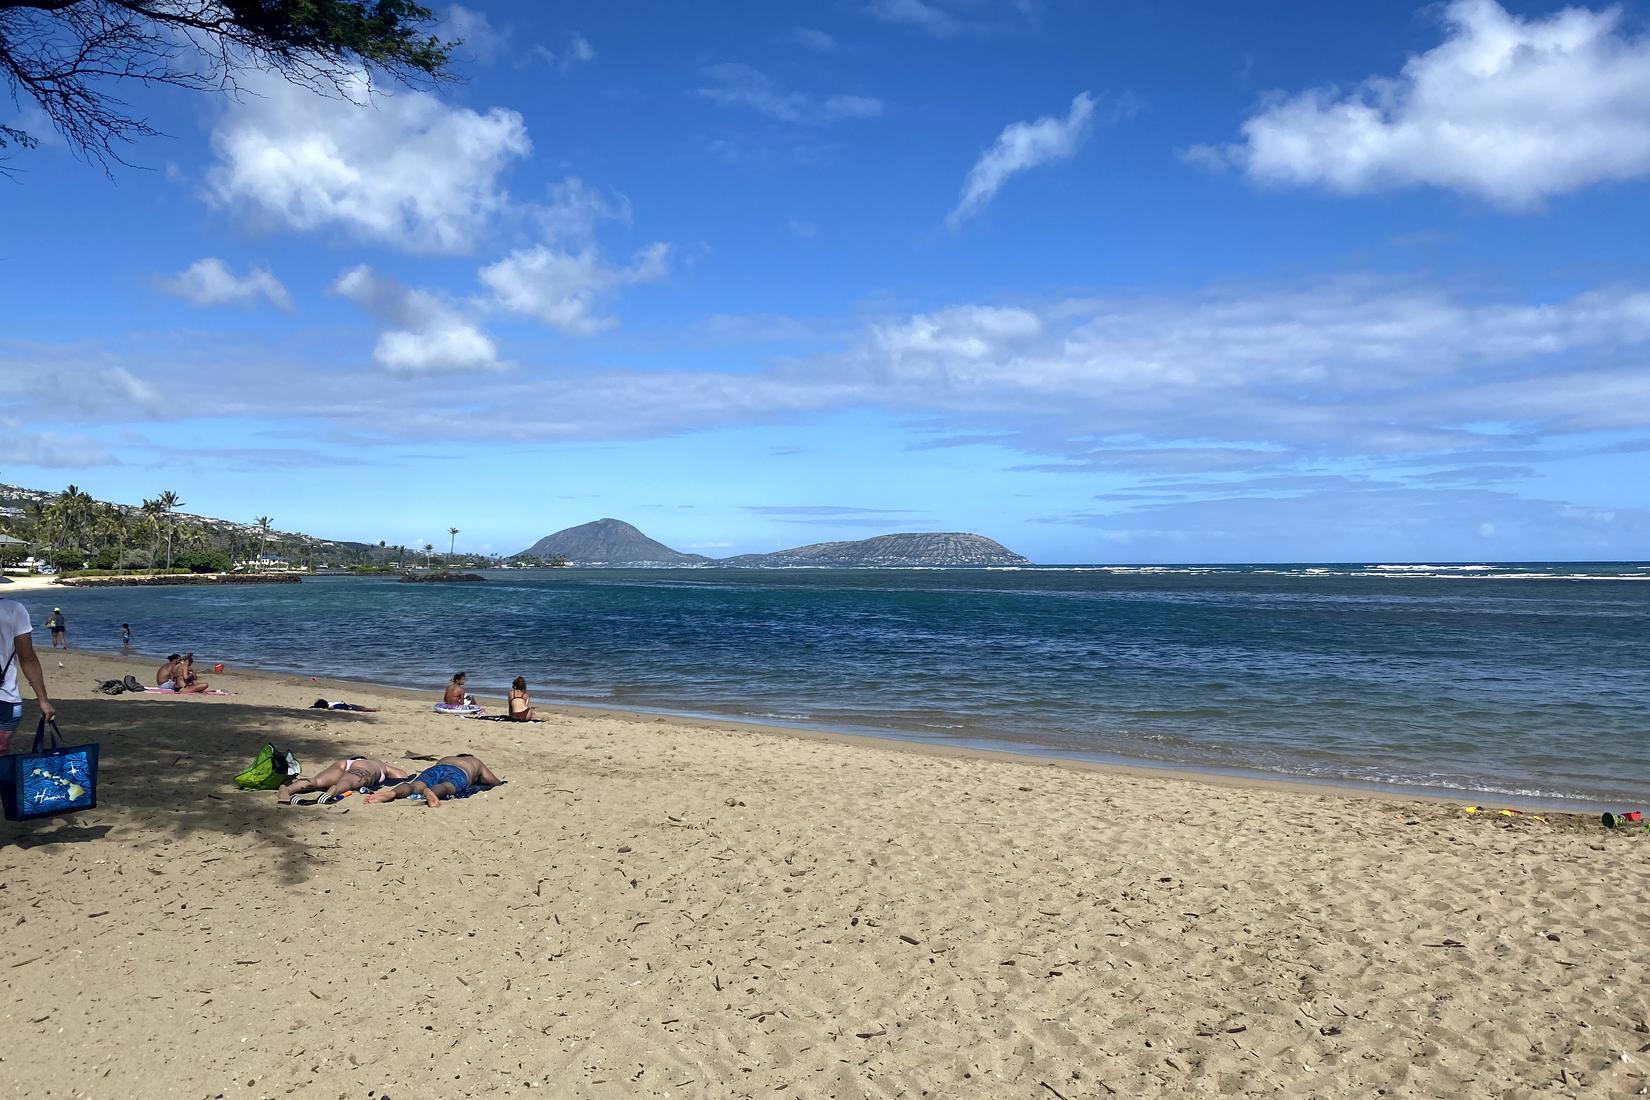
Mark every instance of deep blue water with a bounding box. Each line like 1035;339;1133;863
20;562;1650;807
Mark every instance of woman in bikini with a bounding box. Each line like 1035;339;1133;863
278;756;410;804
443;672;471;706
507;676;536;721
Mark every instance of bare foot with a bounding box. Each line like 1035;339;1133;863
363;789;395;804
423;786;443;809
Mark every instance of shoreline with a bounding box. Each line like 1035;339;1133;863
55;641;1625;815
2;649;1644;1098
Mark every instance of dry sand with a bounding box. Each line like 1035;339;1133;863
2;649;1647;1099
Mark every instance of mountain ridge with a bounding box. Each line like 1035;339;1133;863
517;521;1030;567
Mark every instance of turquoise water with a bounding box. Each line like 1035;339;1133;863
22;562;1650;807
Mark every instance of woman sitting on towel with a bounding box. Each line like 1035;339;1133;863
443;671;473;707
507;677;537;722
279;756;410;804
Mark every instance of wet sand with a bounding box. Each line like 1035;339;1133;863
2;650;1647;1098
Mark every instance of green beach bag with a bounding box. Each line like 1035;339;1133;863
235;744;299;791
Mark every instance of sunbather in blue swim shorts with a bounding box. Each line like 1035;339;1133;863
363;754;503;809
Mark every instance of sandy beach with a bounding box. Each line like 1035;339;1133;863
1;649;1646;1098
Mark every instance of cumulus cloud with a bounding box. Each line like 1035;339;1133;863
208;70;531;253
1187;0;1650;207
479;242;671;335
947;93;1096;229
157;258;292;311
866;0;964;37
696;64;883;125
330;265;502;373
20;276;1650;475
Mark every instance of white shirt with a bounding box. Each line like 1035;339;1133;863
0;599;32;705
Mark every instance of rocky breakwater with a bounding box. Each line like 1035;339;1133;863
57;572;302;587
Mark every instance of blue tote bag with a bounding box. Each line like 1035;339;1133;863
0;718;99;821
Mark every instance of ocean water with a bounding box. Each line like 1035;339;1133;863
23;562;1650;808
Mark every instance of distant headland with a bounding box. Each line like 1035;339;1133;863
516;518;1030;568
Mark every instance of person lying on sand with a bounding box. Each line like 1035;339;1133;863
363;753;502;809
309;698;380;712
443;671;473;707
278;757;410;804
507;677;537;722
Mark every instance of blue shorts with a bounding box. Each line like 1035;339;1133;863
413;763;473;797
0;701;22;732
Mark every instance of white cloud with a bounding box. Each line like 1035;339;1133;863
867;0;963;37
696;64;883;125
1188;0;1650;207
947;92;1096;229
533;176;631;244
786;27;838;52
865;0;1038;38
441;5;506;64
157;258;293;311
208;70;531;254
479;242;671;335
330;265;502;373
533;32;596;73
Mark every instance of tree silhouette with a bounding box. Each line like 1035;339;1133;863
0;0;456;171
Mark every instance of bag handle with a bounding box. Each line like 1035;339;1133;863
32;716;63;753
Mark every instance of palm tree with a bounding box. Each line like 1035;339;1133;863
422;542;434;568
156;490;182;571
447;526;459;566
254;516;273;569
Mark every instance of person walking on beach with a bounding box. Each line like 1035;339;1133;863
364;753;503;809
47;607;66;649
1;598;56;753
507;677;537;721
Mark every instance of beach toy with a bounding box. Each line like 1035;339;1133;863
213;663;224;673
1463;806;1480;815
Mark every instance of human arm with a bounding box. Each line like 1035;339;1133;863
384;764;411;781
13;633;54;721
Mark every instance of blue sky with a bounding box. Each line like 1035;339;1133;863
4;0;1650;562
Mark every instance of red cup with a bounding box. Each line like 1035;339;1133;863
213;663;225;673
1627;811;1644;823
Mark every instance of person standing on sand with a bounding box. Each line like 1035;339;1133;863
47;607;66;649
364;753;502;809
1;598;56;753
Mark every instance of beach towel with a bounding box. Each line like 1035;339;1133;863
144;687;233;696
464;714;541;723
433;702;484;716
